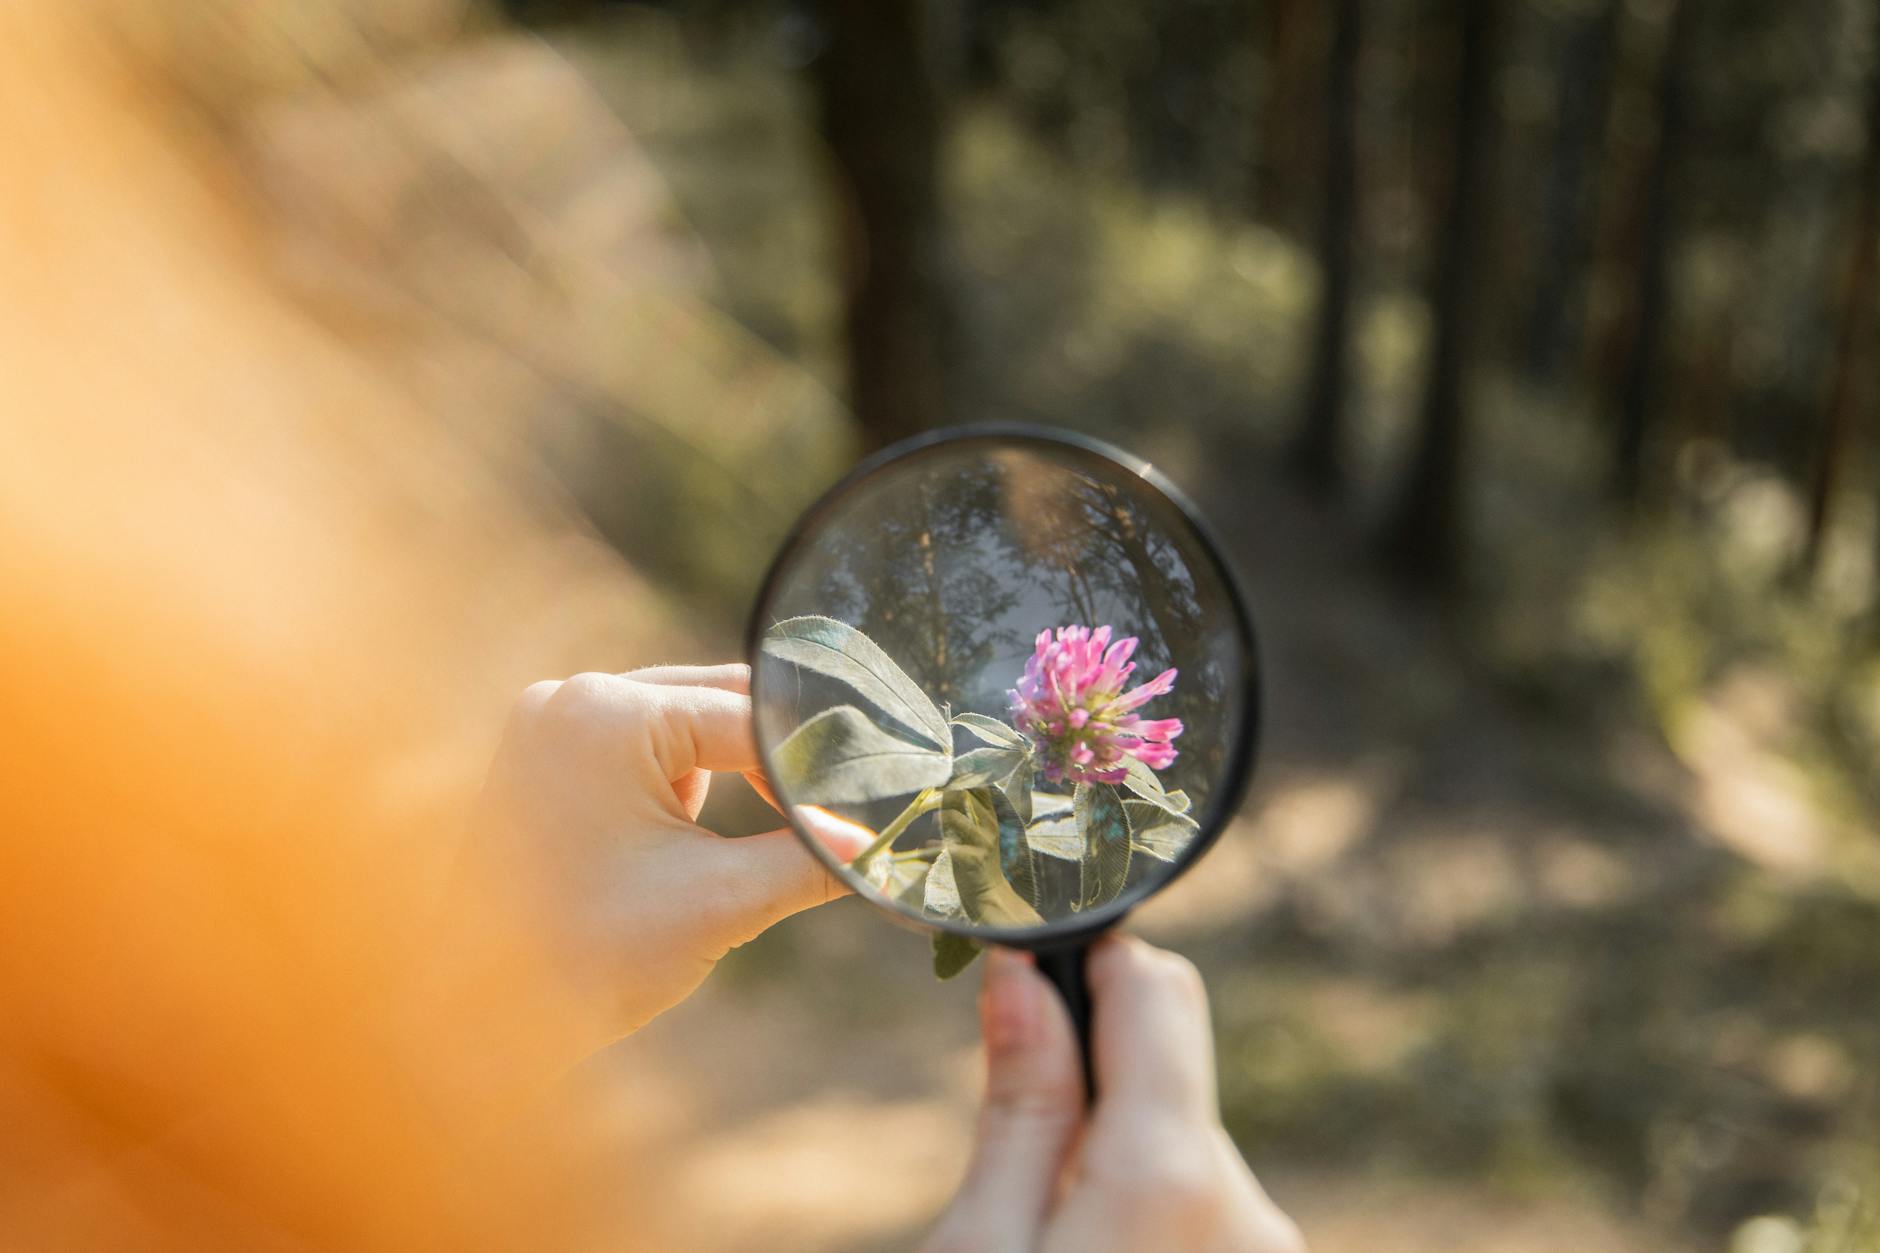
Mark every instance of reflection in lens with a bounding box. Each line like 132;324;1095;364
751;436;1252;938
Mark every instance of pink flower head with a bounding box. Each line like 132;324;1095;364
1008;624;1182;785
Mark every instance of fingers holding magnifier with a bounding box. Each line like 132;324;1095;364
1085;933;1219;1125
623;663;751;694
924;947;1082;1253
698;823;857;948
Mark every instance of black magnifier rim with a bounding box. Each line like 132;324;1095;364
745;423;1262;949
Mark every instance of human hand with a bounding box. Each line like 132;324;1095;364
467;665;870;1040
923;936;1306;1253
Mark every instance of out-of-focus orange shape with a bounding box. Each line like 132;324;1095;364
0;5;664;1249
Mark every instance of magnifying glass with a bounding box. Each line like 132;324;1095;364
747;427;1259;1088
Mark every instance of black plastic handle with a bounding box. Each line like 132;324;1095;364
1033;940;1095;1103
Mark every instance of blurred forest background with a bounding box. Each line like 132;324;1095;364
72;0;1880;1248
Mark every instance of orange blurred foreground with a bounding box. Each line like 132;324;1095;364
0;5;673;1248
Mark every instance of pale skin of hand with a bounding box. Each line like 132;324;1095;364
470;664;872;1040
924;936;1307;1253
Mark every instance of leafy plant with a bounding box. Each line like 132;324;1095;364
762;616;1198;977
771;705;952;804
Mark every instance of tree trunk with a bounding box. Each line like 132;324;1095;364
1380;0;1497;593
1257;0;1317;227
1290;0;1362;495
1871;472;1880;631
1802;54;1880;576
1609;0;1694;505
811;0;951;453
1524;0;1621;382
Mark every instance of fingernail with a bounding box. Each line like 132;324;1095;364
982;947;1036;1054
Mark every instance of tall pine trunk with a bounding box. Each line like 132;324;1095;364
1257;0;1317;227
811;0;951;452
1380;0;1497;592
1524;0;1621;382
1803;52;1880;576
1291;0;1362;495
1608;0;1694;505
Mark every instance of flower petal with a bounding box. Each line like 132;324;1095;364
1115;667;1177;712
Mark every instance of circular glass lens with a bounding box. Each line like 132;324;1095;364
749;431;1257;940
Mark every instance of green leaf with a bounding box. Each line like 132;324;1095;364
1131;827;1197;862
1123;799;1200;862
932;930;983;979
946;744;1036;826
1026;825;1082;861
1073;782;1133;911
1120;756;1190;815
865;853;934;899
763;616;950;749
987;785;1042;910
924;848;962;917
1024;792;1080;860
952;712;1027;749
891;861;933;909
948;744;1029;790
772;704;952;804
1030;792;1074;818
938;791;1045;928
995;760;1036;827
1026;810;1080;858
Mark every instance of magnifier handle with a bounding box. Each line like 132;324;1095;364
1033;941;1095;1103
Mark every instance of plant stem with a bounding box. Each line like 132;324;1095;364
852;787;942;871
889;846;941;863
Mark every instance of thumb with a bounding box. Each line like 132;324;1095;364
699;808;871;947
924;948;1084;1253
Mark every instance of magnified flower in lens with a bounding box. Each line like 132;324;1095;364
1009;624;1182;785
